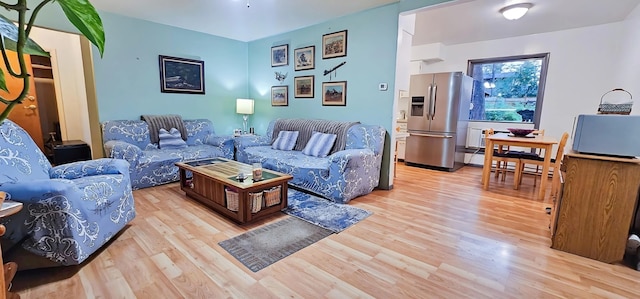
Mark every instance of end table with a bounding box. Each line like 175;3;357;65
0;191;22;299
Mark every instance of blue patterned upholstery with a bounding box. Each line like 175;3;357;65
0;120;135;266
101;119;234;189
236;120;386;203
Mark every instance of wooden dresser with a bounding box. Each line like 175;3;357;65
551;152;640;263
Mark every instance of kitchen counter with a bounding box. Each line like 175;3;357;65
396;132;409;139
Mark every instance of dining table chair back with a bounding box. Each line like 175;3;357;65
485;128;523;189
550;132;570;198
517;132;570;196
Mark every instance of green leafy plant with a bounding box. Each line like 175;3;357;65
0;0;104;123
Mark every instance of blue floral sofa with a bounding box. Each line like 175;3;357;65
101;119;234;189
236;119;386;203
0;120;135;268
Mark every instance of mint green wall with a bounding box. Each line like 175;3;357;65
92;12;248;134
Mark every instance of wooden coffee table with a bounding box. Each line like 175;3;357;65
175;158;292;224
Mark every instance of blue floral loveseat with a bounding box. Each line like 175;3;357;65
0;120;135;268
236;119;386;203
101;119;234;189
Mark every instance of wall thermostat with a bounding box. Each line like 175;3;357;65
379;83;388;91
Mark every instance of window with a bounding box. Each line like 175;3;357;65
467;53;550;124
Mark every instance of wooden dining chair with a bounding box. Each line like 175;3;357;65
517;129;546;184
495;129;545;181
485;129;523;189
517;132;570;197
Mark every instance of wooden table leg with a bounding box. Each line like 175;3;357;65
3;262;18;299
513;160;522;190
0;226;20;299
538;144;553;200
482;139;494;190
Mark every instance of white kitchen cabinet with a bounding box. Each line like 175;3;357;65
395;121;408;161
397;139;406;160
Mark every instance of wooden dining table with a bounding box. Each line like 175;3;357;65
482;133;558;200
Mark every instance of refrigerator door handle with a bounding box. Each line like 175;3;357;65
430;84;437;120
427;84;433;118
410;133;453;138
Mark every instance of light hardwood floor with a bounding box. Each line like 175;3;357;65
12;164;640;298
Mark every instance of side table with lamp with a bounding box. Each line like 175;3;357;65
0;191;22;299
236;98;254;135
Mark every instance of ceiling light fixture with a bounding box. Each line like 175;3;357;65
499;3;533;20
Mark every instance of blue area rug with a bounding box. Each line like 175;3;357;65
284;189;372;233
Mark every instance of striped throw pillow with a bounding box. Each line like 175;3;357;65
302;131;337;158
159;128;188;149
272;130;299;151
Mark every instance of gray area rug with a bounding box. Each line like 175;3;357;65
219;217;333;272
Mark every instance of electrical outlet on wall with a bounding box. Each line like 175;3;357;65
378;83;388;91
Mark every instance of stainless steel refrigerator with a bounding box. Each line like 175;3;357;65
405;72;472;171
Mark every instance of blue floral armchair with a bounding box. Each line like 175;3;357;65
0;120;135;267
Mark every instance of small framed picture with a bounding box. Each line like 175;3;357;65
322;81;346;106
271;44;288;67
294;76;314;98
322;30;347;59
271;86;288;106
294;46;315;71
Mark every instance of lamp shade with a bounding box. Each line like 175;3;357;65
500;3;532;20
236;98;254;115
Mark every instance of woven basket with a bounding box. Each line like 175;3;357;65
598;88;633;115
263;186;281;207
225;188;239;211
249;192;263;213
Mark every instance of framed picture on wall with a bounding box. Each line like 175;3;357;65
322;30;347;59
294;46;315;71
271;86;288;106
294;76;314;98
322;81;346;106
271;44;289;67
158;55;205;94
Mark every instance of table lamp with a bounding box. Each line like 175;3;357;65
236;98;254;134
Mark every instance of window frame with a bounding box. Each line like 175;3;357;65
466;52;551;126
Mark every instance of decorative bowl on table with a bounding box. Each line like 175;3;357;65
507;128;535;137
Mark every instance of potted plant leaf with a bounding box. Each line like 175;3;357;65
0;0;105;124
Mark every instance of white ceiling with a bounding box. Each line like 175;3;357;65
89;0;640;44
90;0;399;42
412;0;640;46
